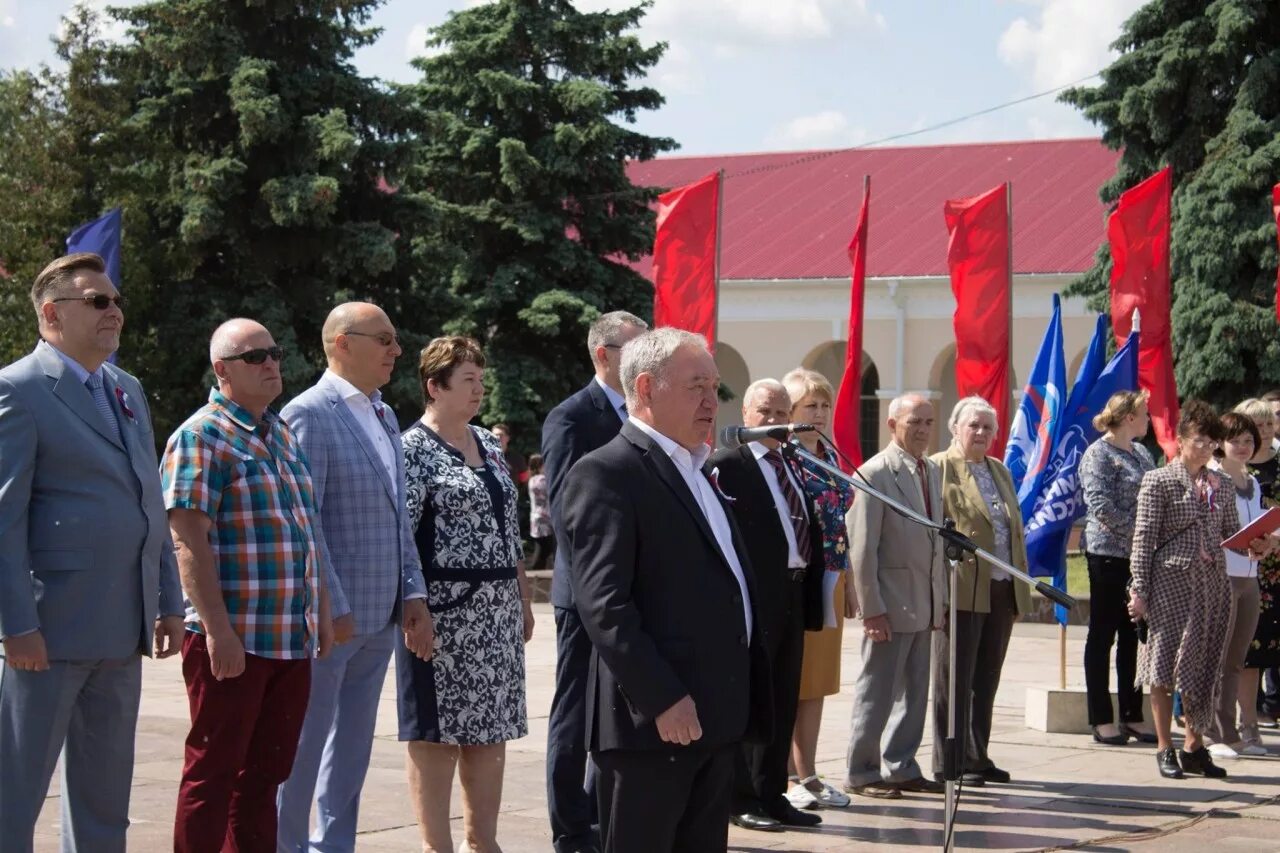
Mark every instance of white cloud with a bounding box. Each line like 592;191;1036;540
2;16;15;28
997;0;1145;139
997;0;1145;90
767;109;868;150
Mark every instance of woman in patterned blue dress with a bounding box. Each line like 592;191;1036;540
397;336;533;853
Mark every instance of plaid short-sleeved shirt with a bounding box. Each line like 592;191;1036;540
161;388;320;660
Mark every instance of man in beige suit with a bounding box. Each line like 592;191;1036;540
842;394;947;799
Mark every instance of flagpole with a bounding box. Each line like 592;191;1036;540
713;169;724;350
1005;182;1014;444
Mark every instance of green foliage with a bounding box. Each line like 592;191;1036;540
1061;0;1280;403
406;0;675;444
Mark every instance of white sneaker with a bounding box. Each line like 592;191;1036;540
1208;742;1240;760
1238;741;1268;756
785;783;820;810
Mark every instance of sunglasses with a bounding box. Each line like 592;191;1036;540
344;330;399;347
222;346;286;365
52;293;127;310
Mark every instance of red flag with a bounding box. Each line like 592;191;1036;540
652;171;720;347
832;177;870;472
1109;167;1177;459
1272;183;1280;324
945;183;1011;458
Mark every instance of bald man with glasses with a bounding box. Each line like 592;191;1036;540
0;252;184;853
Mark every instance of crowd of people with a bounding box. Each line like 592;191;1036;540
0;250;1276;853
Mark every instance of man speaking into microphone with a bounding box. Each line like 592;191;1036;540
711;379;824;832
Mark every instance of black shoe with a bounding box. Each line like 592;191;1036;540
1179;746;1228;778
1119;723;1158;744
1157;747;1184;779
763;801;822;827
972;766;1011;783
1092;725;1130;745
958;772;987;787
730;812;784;832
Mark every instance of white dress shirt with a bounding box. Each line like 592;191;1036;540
750;442;809;568
325;369;397;498
594;375;628;423
629;417;753;640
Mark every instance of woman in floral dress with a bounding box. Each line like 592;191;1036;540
781;368;857;810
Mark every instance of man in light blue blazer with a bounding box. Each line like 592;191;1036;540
277;302;432;852
0;252;185;853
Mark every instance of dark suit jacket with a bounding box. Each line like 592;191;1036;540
708;445;824;638
541;378;625;608
562;421;773;753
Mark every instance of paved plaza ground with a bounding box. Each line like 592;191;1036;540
32;609;1280;851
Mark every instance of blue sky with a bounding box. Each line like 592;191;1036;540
1;0;1146;155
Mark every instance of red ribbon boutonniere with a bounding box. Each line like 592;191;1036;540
115;386;137;422
709;467;736;504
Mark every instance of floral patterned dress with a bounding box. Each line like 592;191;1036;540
395;423;528;745
1247;454;1280;668
793;440;856;698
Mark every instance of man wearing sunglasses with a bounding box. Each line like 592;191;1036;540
0;252;184;852
162;318;334;853
276;302;433;853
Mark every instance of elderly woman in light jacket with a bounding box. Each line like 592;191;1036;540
930;396;1032;786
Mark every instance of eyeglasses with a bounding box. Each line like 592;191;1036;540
51;293;126;310
603;344;623;350
222;346;286;365
1185;437;1218;449
344;330;399;347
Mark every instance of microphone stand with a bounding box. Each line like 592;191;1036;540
783;443;1076;853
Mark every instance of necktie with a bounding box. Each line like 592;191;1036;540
916;457;934;519
764;450;812;563
619;401;628;420
85;372;122;444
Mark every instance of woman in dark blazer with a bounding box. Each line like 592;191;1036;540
930;395;1032;786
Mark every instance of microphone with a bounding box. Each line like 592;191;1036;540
719;423;815;448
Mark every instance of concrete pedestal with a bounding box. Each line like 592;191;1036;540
1025;685;1154;734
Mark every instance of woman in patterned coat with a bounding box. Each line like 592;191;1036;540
1128;401;1265;780
397;335;533;853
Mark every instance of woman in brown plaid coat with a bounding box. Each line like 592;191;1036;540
1128;402;1269;780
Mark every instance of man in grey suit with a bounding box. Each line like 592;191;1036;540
843;393;947;799
0;252;185;853
277;302;433;852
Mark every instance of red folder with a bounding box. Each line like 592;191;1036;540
1222;506;1280;550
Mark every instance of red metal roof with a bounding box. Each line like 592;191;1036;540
625;138;1119;279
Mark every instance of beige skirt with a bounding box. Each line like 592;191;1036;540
798;571;846;699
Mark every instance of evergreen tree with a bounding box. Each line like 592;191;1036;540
1061;1;1280;402
407;0;675;441
90;0;433;436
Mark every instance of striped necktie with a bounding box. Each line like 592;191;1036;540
84;372;122;444
763;449;812;563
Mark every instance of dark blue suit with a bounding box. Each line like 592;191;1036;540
542;379;624;852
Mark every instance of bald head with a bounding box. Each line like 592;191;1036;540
321;301;402;395
209;318;270;364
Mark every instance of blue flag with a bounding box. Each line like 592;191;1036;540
66;208;122;287
1022;316;1140;623
1005;293;1066;513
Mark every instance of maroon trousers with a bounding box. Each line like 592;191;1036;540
174;631;310;853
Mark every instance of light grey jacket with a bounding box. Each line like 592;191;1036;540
0;341;182;659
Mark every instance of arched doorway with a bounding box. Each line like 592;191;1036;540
929;343;1019;446
715;342;750;440
801;341;880;461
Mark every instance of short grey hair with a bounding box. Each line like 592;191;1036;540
587;310;648;360
948;395;999;437
887;393;931;421
620;327;708;407
743;378;786;409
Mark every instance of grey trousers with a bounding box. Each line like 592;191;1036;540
931;580;1017;776
1210;576;1261;745
0;655;142;853
846;628;932;785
